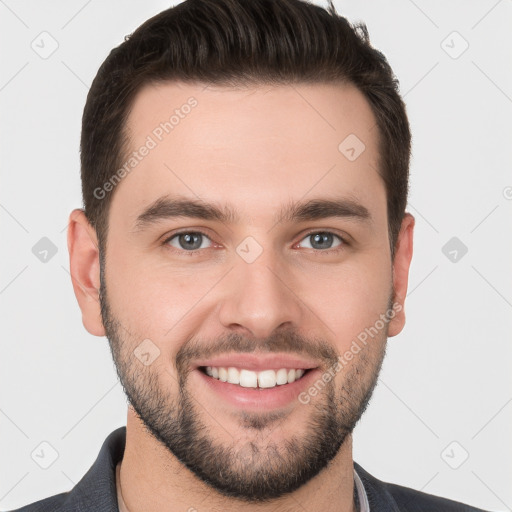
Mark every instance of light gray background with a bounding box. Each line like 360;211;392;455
1;1;511;510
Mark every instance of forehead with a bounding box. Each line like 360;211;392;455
114;81;384;227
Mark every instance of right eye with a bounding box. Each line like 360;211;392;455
163;231;214;252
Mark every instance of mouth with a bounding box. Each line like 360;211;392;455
194;365;321;411
198;365;314;389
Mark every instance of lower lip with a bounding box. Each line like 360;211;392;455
194;368;320;411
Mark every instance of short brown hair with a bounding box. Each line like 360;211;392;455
81;0;411;258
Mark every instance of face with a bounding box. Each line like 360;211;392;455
70;81;414;503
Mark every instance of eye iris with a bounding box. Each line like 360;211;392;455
179;233;202;250
310;232;333;250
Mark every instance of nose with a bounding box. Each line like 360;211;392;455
217;247;304;339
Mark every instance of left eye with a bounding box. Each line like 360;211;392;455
166;232;213;251
298;232;343;251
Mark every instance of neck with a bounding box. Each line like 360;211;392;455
117;408;357;512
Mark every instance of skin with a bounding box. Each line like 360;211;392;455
68;81;414;512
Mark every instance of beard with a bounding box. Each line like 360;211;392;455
100;274;390;504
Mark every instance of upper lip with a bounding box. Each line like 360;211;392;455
193;353;320;372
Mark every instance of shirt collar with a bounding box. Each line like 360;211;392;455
354;466;370;512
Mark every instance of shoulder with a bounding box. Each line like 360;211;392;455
385;480;490;511
354;462;491;512
5;426;126;512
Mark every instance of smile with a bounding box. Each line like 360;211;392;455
200;366;309;389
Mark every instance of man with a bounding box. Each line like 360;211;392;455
11;0;490;510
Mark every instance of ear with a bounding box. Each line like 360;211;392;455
388;213;415;337
67;209;105;337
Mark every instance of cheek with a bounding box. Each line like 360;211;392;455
300;256;392;346
104;245;224;340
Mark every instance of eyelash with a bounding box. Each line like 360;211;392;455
161;229;348;256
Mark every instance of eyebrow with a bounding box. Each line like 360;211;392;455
133;195;372;231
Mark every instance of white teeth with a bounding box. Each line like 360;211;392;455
218;367;228;382
239;369;258;388
276;368;289;385
227;367;240;384
258;369;277;388
203;366;307;388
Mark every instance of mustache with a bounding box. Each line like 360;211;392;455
175;331;339;376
